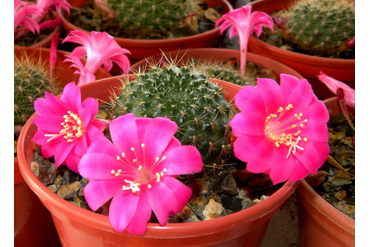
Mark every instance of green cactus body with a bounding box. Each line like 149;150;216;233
103;0;198;31
14;56;59;125
108;65;233;164
277;0;355;56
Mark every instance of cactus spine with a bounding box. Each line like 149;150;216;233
102;0;198;31
106;64;234;164
14;55;61;125
276;0;355;56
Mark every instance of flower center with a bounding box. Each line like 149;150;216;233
44;111;85;143
264;104;308;159
112;143;168;193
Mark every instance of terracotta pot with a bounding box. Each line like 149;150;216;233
14;158;61;247
17;75;299;247
296;97;355;247
58;0;233;66
14;46;111;246
14;46;112;87
130;48;305;83
247;0;355;100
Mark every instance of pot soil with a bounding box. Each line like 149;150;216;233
130;48;305;86
296;97;355;247
58;0;233;64
18;75;299;247
247;0;355;100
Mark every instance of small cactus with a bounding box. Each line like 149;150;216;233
14;55;61;125
102;0;198;31
275;0;355;57
105;64;234;164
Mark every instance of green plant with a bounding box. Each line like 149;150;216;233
101;0;198;31
14;55;61;125
106;64;234;164
275;0;355;57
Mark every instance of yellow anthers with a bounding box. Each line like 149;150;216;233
148;184;152;189
155;157;160;162
116;156;120;160
155;168;167;183
278;107;284;113
141;143;145;148
138;165;142;171
300;124;304;128
286;104;293;110
275;142;280;147
292;124;297;128
121;153;125;158
45;111;85;143
303;137;308;142
304;119;308;123
299;113;303;117
111;169;122;177
295;130;301;136
133;159;137;163
131;147;135;151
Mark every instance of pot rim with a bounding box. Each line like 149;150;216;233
17;75;300;237
130;48;305;79
297;179;355;233
57;0;233;46
249;36;355;66
297;97;355;234
248;0;355;68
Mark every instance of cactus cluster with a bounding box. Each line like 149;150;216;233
102;0;198;32
276;0;355;57
105;65;234;164
14;56;60;125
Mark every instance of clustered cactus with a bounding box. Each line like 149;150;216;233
105;65;234;164
275;0;355;57
14;56;61;125
102;0;199;31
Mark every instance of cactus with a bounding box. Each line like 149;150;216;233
105;64;234;164
102;0;198;32
275;0;355;57
14;55;61;125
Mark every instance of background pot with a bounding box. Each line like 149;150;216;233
14;46;112;87
58;0;233;67
296;97;355;247
14;158;61;247
17;75;299;247
130;48;305;83
247;0;355;100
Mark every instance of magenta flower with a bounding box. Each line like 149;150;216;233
31;82;108;173
230;74;330;184
318;71;355;108
14;0;70;41
78;113;203;235
14;0;43;34
62;31;131;86
215;5;274;77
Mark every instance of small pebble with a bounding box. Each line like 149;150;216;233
57;181;81;199
202;199;224;220
30;161;39;177
334;190;347;201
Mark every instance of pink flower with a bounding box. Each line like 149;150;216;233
215;5;273;77
317;71;355;108
14;0;43;34
78;113;203;235
31;82;108;173
36;0;71;14
62;31;131;86
230;74;330;184
14;0;70;41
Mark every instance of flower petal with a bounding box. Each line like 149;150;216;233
124;187;152;235
109;114;141;163
83;179;123;211
234;85;265;114
147;177;191;225
230;111;265;137
109;191;140;232
233;135;273;173
157;145;202;175
141;117;178;169
79;153;131;180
